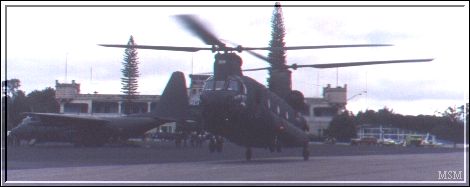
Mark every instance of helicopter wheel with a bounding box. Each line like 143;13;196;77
209;139;216;153
302;144;310;161
216;140;223;153
275;136;282;152
276;144;282;153
268;145;275;153
245;147;252;161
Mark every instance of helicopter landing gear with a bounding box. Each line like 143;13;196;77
268;136;282;153
268;145;275;153
245;147;252;161
268;145;282;153
216;141;223;153
209;135;223;153
209;141;216;153
275;136;282;152
276;143;282;153
302;142;310;161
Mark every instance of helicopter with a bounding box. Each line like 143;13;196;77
100;14;433;161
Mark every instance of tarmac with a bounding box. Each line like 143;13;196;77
2;141;468;185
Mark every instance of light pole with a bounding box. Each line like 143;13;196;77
348;91;367;101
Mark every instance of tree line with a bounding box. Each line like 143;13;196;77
326;106;468;144
2;79;59;130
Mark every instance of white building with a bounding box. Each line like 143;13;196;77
303;84;347;138
357;124;437;144
55;80;176;133
56;80;160;115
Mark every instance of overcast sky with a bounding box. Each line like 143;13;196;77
2;1;469;116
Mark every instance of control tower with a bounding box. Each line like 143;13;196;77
55;80;80;101
323;84;347;109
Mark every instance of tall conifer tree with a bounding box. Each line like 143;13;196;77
121;35;140;114
267;2;292;100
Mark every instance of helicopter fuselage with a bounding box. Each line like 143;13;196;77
200;75;309;149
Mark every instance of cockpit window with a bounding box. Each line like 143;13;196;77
202;79;227;91
20;117;30;125
202;76;245;93
215;81;225;91
30;116;40;121
203;80;214;91
20;116;40;126
227;80;240;91
313;107;337;117
22;117;31;123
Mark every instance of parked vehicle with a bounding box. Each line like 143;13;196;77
351;136;378;146
403;135;423;147
324;137;337;145
378;138;398;146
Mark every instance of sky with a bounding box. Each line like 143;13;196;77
2;1;469;116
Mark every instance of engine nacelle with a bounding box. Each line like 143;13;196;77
288;90;307;112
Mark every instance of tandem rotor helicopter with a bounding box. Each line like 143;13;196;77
100;13;433;161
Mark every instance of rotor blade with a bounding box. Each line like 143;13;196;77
294;58;434;69
192;72;213;75
241;67;272;72
175;15;225;46
241;58;434;72
243;44;392;51
100;44;393;53
99;44;211;52
245;50;270;62
221;39;270;62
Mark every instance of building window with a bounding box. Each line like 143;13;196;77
313;107;337;117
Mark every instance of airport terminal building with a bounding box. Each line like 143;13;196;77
55;80;177;133
55;80;160;116
55;77;347;138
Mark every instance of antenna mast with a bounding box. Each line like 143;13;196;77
191;53;194;75
316;70;320;97
336;68;339;87
365;71;368;107
65;53;68;82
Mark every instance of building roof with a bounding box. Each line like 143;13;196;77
71;94;160;102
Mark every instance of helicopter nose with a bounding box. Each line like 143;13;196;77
8;130;14;137
201;92;237;107
10;125;30;138
201;95;236;119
